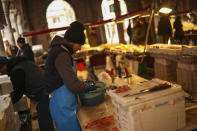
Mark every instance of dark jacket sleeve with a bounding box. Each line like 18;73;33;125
55;52;86;93
23;47;35;62
10;69;25;104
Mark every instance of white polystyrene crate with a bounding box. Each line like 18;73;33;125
116;91;185;131
0;75;10;82
108;79;185;131
110;84;182;108
0;75;13;95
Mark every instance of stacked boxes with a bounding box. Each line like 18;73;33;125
108;79;186;131
0;75;13;95
147;44;181;83
0;75;28;112
148;44;197;96
177;60;197;96
0;95;20;131
154;58;177;82
181;46;197;56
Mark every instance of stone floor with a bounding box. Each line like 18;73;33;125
27;101;197;131
187;108;197;126
184;108;197;131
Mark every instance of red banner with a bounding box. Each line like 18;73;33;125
23;26;70;37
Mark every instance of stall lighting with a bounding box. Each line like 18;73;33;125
159;7;172;14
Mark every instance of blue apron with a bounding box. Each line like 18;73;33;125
49;85;82;131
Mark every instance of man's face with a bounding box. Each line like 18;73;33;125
17;43;24;48
5;41;9;47
73;43;82;53
0;64;7;75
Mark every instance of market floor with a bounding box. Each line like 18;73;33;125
185;108;197;129
29;103;197;131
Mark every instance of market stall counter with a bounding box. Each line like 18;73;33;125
77;74;186;131
78;95;115;131
77;74;146;131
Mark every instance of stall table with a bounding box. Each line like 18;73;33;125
77;75;146;131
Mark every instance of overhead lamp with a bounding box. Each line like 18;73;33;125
159;7;172;14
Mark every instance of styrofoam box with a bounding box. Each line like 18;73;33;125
0;75;28;112
0;75;13;95
177;62;197;96
108;79;186;131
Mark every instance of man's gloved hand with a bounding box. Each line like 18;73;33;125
85;81;96;92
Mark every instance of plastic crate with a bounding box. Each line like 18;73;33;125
79;81;106;106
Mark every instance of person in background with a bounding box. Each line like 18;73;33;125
158;14;172;43
173;16;184;44
11;45;18;57
4;40;12;57
139;18;147;43
0;56;54;131
16;37;35;62
127;20;132;44
132;18;146;45
88;27;100;47
45;21;91;131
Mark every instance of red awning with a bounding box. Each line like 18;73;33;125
23;7;150;37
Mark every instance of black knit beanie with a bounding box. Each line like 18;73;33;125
17;37;25;44
64;21;85;45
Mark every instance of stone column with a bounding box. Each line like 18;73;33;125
9;9;19;41
114;0;126;44
1;0;15;46
94;0;107;44
141;0;156;44
0;31;6;56
16;13;23;35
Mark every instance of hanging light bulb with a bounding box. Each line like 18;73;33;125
159;7;172;14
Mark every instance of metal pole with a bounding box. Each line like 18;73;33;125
144;0;155;52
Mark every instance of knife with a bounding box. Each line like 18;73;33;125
123;84;171;97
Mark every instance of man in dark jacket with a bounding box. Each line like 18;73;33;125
17;37;35;62
0;56;54;131
173;16;184;44
127;20;132;44
45;21;89;131
158;14;172;43
132;19;146;45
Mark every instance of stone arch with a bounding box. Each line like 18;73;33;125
46;0;76;38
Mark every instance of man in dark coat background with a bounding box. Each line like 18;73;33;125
158;14;172;43
173;16;184;44
16;37;35;62
0;56;54;131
